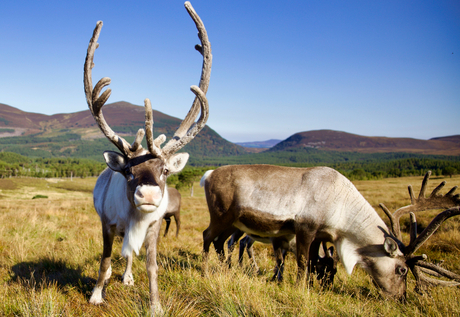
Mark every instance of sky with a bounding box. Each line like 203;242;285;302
0;0;459;143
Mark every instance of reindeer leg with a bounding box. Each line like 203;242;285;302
145;219;164;316
308;239;321;281
271;239;285;282
89;223;115;305
213;227;236;262
226;229;244;268
245;237;259;272
122;252;134;286
295;223;317;283
174;211;180;237
163;217;171;237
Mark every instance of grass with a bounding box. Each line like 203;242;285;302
0;174;459;316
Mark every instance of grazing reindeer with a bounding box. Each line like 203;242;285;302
201;166;459;300
84;2;211;313
226;229;336;284
163;187;181;237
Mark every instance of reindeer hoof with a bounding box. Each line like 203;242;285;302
122;273;134;286
151;302;164;316
89;291;104;305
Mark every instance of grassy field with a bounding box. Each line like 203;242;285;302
0;174;459;316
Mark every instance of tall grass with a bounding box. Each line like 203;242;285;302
0;175;459;316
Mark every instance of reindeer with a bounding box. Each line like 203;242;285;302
163;187;181;237
226;229;336;284
201;166;460;300
84;2;211;313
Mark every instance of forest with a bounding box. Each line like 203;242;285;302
0;148;458;182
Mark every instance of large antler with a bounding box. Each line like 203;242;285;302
145;1;212;160
84;1;211;161
380;171;460;241
84;21;146;158
380;171;460;292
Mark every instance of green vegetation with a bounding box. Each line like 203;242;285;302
0;128;15;133
0;153;105;178
0;147;458;182
190;148;460;180
32;194;48;199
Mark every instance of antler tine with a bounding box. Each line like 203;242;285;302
405;206;460;256
84;21;141;157
417;170;431;200
379;203;402;240
409;212;417;245
161;1;212;156
411;257;460;288
162;85;209;157
144;98;164;159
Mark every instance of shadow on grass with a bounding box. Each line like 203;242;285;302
10;257;96;297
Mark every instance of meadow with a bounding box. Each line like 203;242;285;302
0;174;459;316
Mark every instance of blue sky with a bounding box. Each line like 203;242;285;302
0;0;459;143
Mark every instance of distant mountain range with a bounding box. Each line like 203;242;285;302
0;102;458;160
235;139;281;148
269;130;460;155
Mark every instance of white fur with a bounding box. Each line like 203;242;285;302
93;169;169;258
200;170;214;187
122;189;169;257
335;238;359;275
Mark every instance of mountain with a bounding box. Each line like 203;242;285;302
235;139;281;148
0;102;246;161
269;130;460;155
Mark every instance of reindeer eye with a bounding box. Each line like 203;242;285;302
397;266;408;276
163;168;169;175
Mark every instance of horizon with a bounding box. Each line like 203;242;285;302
2;100;458;144
1;0;459;143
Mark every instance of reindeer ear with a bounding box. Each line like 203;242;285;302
166;153;189;174
383;237;400;257
103;151;128;173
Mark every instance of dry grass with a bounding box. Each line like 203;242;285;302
0;174;459;316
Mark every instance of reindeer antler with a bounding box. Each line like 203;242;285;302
380;171;460;292
84;21;146;158
84;2;211;161
380;171;460;241
158;1;212;159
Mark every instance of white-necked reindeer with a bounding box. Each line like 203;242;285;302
201;166;460;300
84;2;211;313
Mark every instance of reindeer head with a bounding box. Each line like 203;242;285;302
380;171;460;295
358;236;408;300
84;2;211;214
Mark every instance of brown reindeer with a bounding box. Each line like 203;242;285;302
163;187;181;237
201;167;459;300
84;2;211;314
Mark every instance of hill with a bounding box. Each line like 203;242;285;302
269;130;460;155
0;102;246;162
235;139;281;148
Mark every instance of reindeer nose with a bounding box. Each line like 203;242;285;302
134;185;163;211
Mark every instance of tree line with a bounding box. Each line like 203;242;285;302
0;150;457;186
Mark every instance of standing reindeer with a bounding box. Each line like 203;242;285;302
201;166;459;300
163;187;181;237
84;2;211;313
